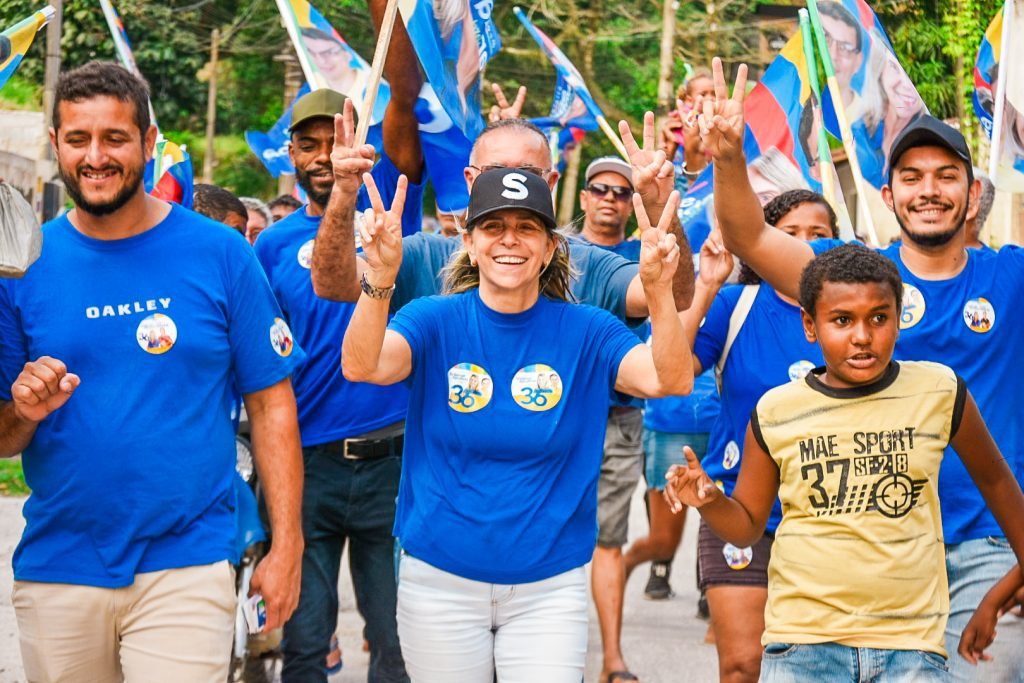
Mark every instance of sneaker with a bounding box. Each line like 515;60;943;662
644;561;674;600
697;588;710;620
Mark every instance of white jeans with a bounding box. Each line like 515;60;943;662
397;554;588;683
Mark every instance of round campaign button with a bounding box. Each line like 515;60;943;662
963;297;995;333
723;543;753;571
136;313;177;355
900;283;926;330
270;317;295;357
448;363;493;413
722;440;740;470
787;360;815;381
511;364;563;412
297;239;314;269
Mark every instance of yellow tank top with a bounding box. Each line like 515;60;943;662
752;361;964;655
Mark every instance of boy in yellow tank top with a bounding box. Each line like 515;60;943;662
666;244;1024;681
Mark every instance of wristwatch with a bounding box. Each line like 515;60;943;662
360;273;395;300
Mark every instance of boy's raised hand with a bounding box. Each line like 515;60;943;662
635;190;680;289
358;173;407;287
697;57;748;165
664;446;720;513
331;98;376;195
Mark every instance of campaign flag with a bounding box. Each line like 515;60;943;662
399;0;501;142
245;83;311;178
681;28;855;249
146;138;194;209
0;7;54;91
976;2;1024;190
812;0;927;190
272;0;473;211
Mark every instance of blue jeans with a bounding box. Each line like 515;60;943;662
759;642;948;682
642;430;709;489
281;445;408;683
945;537;1024;682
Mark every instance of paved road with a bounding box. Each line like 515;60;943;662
0;484;719;682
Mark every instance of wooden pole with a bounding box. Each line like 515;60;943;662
557;140;584;226
657;0;677;114
276;49;302;196
355;0;400;146
203;28;220;184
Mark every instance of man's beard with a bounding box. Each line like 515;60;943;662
60;161;143;216
294;166;332;207
896;202;967;249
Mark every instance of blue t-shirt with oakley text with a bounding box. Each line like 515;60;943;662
0;205;304;587
393;234;639;320
254;154;424;445
810;239;1024;543
389;290;640;583
694;284;823;534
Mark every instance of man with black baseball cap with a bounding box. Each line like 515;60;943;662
251;1;425;679
705;59;1024;680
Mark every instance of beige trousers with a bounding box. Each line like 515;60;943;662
13;561;236;683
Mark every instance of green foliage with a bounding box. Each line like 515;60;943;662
0;74;42;110
169;130;277;200
0;458;29;497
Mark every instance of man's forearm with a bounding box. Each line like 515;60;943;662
246;381;304;554
311;187;362;302
646;282;693;396
714;152;763;256
0;401;36;458
642;200;694;311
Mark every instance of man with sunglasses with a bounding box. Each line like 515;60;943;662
579;157;640;259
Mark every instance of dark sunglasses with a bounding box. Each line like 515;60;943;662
471;163;551;178
586;182;632;201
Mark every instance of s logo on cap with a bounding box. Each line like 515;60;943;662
501;172;529;200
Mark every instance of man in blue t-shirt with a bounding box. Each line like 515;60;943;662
0;62;304;682
254;10;424;679
704;59;1024;681
577;156;641;261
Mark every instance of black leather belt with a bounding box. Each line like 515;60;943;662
321;434;404;460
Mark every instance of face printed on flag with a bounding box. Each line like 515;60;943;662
975;3;1024;189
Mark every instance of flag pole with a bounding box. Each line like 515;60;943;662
596;116;629;161
355;0;399;146
806;0;879;246
988;0;1012;182
799;9;853;236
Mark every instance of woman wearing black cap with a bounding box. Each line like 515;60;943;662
343;167;692;682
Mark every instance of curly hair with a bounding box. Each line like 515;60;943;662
738;190;839;285
798;243;902;316
53;61;151;136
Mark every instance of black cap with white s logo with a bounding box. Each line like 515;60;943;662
466;168;557;231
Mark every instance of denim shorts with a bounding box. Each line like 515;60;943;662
759;641;948;682
642;429;709;490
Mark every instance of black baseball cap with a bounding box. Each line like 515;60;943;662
289;89;347;134
888;115;973;185
466;168;557;231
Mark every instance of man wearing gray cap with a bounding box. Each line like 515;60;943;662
578;156;640;261
705;55;1024;681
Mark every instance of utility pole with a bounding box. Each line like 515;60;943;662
557;141;583;226
275;48;302;196
42;0;63;138
202;28;220;184
40;0;63;221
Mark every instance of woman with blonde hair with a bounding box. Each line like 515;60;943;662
343;167;693;682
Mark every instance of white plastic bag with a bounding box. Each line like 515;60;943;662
0;182;42;278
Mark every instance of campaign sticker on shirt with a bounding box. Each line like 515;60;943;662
787;360;815;381
269;317;295;357
297;239;314;269
722;440;740;470
511;364;563;412
448;363;493;413
900;283;926;330
722;543;753;571
963;297;995;333
136;313;177;355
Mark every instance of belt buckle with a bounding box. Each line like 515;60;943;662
342;438;365;460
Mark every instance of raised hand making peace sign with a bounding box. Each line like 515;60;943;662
695;57;748;165
358;172;408;288
634;189;681;290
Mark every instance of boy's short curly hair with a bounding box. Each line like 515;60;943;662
799;243;903;316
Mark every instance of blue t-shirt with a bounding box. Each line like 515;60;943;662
389;290;641;583
694;284;823;533
0;205;304;587
393;234;638;320
254;154;424;445
644;369;719;434
810;239;1024;543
